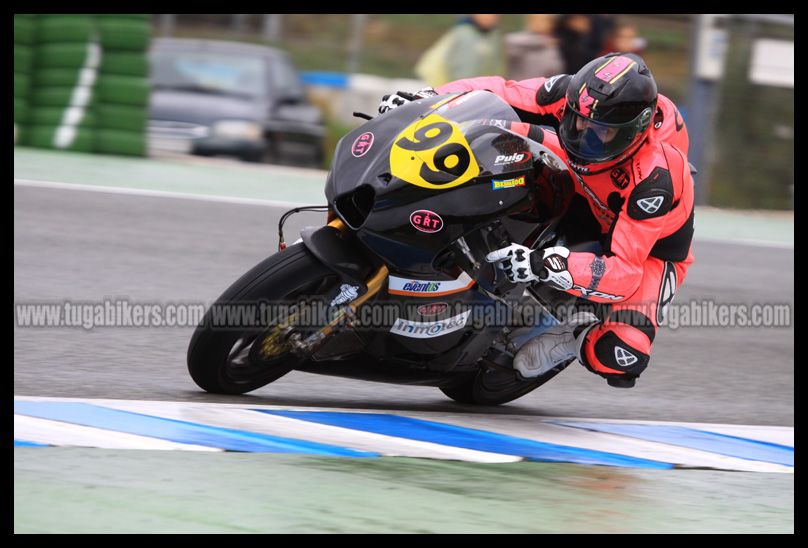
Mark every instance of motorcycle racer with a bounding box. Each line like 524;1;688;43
379;52;694;388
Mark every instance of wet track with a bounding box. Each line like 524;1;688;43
14;184;794;426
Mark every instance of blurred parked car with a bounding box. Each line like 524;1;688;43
148;38;325;167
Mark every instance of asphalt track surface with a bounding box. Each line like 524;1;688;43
14;185;794;426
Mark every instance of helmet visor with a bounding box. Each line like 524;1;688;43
559;105;648;164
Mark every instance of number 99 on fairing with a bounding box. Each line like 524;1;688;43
389;114;480;190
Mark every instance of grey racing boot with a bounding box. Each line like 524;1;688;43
513;311;599;379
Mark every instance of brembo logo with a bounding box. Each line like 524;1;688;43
410;210;443;233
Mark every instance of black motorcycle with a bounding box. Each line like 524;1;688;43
187;90;597;405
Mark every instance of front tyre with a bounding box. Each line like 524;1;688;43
187;243;337;394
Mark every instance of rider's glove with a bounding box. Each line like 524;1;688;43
485;244;574;290
378;87;439;114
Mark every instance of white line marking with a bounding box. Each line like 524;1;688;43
15;178;792;249
14;179;309;209
54;40;101;149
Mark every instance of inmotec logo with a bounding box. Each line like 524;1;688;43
390;310;470;339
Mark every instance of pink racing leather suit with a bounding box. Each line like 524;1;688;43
437;75;695;383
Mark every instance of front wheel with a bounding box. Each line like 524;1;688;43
187;243;338;394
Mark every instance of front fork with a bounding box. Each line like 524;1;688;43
260;218;389;358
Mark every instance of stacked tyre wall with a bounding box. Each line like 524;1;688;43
14;14;151;157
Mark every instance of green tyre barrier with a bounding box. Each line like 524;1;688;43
97;76;149;106
33;68;91;88
96;104;147;132
14;73;30;99
36;43;96;70
36;16;95;43
14;17;36;45
100;53;149;77
27;125;95;152
94;129;146;156
15;45;33;73
15;99;29;125
98;20;151;51
28;107;97;128
30;87;97;109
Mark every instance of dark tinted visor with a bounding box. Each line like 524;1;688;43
559;105;647;164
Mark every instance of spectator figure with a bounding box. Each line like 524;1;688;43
414;14;505;88
555;14;616;74
505;14;563;80
603;23;648;55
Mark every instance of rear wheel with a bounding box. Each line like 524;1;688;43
439;358;574;406
187;243;339;394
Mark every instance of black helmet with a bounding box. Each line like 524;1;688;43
559;52;657;171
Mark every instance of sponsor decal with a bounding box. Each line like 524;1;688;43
573;284;623;301
493;152;530;166
614;346;639;367
330;284;361;307
390;113;480;190
416;302;448;317
610;167;631;190
636;195;665;214
351;132;374;157
388;272;475;297
492;175;526;190
390;310;470;339
410;209;443;233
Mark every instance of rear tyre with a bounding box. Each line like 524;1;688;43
439;359;574;406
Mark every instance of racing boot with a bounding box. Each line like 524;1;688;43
513;311;599;379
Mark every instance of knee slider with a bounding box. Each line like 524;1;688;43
582;330;650;382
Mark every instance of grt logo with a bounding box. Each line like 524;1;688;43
409;210;443;233
351;132;374;157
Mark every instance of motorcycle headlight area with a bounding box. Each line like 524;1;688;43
211;120;264;141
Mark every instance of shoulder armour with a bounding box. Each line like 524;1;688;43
536;74;571;106
627;167;674;220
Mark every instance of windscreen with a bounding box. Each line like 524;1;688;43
150;51;268;99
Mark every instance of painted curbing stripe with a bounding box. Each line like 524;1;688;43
15;414;221;452
14;401;377;457
94;402;520;463
15;439;48;447
551;421;793;467
257;410;673;469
